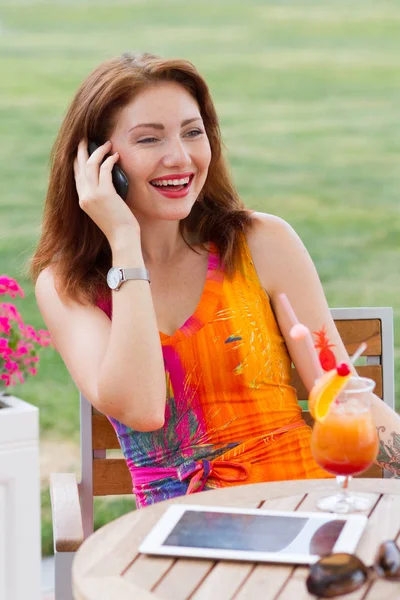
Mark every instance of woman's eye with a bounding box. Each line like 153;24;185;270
185;129;203;138
137;137;158;144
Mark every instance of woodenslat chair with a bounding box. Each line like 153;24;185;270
50;307;394;600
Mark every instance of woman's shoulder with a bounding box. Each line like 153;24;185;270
35;264;59;299
35;264;90;310
244;211;306;293
245;211;298;253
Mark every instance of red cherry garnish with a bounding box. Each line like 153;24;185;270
336;362;350;376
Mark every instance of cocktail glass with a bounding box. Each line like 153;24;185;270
311;376;378;513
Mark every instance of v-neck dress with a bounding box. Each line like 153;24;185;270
97;237;329;508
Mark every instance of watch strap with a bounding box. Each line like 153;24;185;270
121;267;150;283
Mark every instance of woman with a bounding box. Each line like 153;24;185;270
31;52;399;507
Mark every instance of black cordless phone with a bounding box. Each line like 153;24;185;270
88;140;129;201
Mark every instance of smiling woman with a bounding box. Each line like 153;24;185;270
111;82;212;217
28;51;400;509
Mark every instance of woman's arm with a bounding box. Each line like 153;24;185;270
35;139;167;431
35;234;166;432
250;212;400;474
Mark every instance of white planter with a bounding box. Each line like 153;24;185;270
0;394;41;600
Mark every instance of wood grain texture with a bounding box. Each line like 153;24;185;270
92;414;120;450
364;578;400;599
73;479;400;600
72;509;144;582
354;493;400;565
334;319;382;356
124;555;175;591
74;576;162;600
93;458;132;496
50;473;84;552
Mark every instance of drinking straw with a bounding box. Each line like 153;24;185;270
350;342;367;365
278;293;324;380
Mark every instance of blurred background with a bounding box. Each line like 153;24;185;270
0;0;399;555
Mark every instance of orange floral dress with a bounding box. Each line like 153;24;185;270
99;236;330;507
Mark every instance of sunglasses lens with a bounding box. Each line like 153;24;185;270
307;553;368;598
375;540;400;580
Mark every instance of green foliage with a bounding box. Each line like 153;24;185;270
40;489;53;557
93;495;136;531
1;0;399;555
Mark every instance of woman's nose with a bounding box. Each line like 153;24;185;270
162;138;191;168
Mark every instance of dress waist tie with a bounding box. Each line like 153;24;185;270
128;419;304;495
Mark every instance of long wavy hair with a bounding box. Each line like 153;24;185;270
30;52;254;304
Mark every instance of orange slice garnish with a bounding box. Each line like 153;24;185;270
309;364;351;422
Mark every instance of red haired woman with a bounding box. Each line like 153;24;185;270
31;52;399;507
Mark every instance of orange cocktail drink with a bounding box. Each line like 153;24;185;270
310;374;378;513
312;405;378;477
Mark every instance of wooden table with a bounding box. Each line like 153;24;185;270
72;478;400;599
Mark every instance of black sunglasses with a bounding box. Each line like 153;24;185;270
307;540;400;598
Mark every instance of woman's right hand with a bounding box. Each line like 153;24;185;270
74;139;140;246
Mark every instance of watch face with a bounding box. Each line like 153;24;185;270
107;268;121;290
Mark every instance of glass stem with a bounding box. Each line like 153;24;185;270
336;475;352;499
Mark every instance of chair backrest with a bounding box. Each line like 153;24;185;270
78;307;394;536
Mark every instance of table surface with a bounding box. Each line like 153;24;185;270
72;478;400;600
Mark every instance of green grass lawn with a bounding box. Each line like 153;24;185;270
1;0;399;554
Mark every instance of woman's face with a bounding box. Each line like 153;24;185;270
110;81;212;222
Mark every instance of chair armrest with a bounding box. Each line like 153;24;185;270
50;473;84;552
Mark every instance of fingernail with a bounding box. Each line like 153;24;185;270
105;140;111;145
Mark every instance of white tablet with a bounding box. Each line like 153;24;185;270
139;504;367;565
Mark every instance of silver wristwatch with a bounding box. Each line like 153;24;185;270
106;267;150;291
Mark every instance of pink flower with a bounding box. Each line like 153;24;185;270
0;337;11;350
0;317;11;335
0;276;24;299
37;330;52;346
0;275;51;386
4;360;19;374
20;325;36;340
0;303;22;324
0;373;11;386
16;344;28;355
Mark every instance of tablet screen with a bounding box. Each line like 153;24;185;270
163;510;345;555
139;505;367;564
